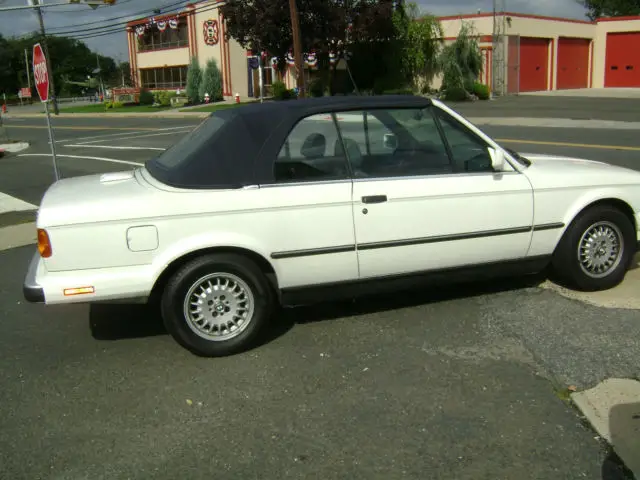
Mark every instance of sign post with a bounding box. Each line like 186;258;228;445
33;43;60;181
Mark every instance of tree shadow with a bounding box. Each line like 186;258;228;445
602;401;639;480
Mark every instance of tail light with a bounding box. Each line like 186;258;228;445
37;229;52;258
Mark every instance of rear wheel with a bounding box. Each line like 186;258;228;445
551;205;635;291
161;253;275;357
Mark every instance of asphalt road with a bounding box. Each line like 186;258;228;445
449;95;640;122
1;114;640;479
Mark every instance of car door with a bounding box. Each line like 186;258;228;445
259;113;358;289
334;105;534;279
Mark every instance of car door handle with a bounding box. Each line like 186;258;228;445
362;195;387;204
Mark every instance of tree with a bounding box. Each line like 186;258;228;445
199;58;223;102
220;0;401;89
0;34;18;96
576;0;640;20
438;22;483;97
186;56;202;103
393;2;443;93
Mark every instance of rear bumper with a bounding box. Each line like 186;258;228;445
23;250;45;303
22;251;154;305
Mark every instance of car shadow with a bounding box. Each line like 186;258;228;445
601;400;639;480
88;273;547;345
89;303;166;341
268;272;547;335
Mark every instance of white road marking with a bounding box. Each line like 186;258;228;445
64;144;166;151
18;153;144;166
0;192;38;214
71;129;192;145
56;126;195;144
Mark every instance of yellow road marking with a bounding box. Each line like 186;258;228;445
5;125;160;131
496;138;640;152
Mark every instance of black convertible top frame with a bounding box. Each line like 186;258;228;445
145;95;433;189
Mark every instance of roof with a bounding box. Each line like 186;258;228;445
144;95;432;189
436;11;595;25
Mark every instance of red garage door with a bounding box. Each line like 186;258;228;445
519;37;549;92
605;32;640;87
557;38;590;89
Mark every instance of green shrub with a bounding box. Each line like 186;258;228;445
199;58;223;102
383;88;414;96
308;78;325;97
442;86;468;101
139;89;154;105
272;81;289;100
153;90;177;106
186;57;203;104
112;101;124;109
473;82;490;100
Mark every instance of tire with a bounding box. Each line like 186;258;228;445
551;204;635;291
160;253;275;357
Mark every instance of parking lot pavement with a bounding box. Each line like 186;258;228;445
1;245;624;479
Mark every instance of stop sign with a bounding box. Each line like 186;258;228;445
32;43;49;103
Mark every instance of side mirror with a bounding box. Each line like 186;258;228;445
488;147;506;171
383;133;398;150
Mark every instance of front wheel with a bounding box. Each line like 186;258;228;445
161;253;275;357
551;205;635;291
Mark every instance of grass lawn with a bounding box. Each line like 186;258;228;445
57;103;173;113
181;101;258;112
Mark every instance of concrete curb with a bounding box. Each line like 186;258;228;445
0;142;30;153
3;112;209;119
571;378;640;478
0;222;36;251
540;256;640;310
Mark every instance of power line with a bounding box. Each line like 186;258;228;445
62;3;220;40
45;0;188;30
43;1;215;38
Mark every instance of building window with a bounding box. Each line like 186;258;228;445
137;17;189;52
140;66;188;89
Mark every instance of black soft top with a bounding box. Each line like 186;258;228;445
145;94;432;189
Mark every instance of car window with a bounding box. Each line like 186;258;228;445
274;113;350;183
335;108;452;179
149;114;227;169
434;108;494;173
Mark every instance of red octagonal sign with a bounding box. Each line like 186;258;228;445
32;43;49;103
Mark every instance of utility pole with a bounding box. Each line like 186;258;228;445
24;49;32;90
34;0;60;115
288;0;305;98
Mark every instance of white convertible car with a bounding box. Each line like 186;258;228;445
23;95;640;356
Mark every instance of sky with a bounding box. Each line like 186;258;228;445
0;0;589;61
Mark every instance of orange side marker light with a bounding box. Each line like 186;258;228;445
37;229;52;258
63;287;95;296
